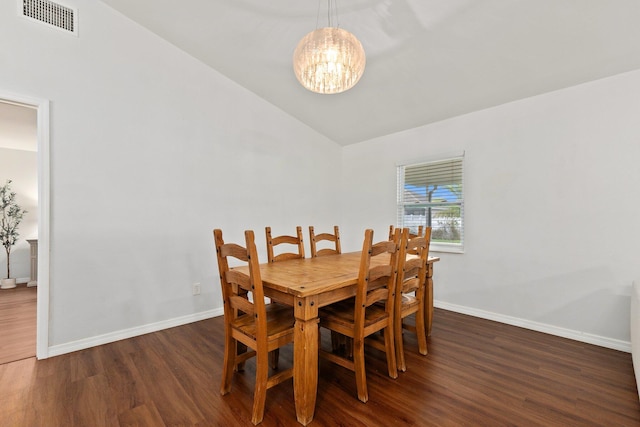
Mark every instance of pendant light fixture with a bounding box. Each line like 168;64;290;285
293;0;366;94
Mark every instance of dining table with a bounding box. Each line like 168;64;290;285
233;251;440;425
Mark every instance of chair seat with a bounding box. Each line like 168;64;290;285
400;293;419;308
375;294;419;316
233;303;295;340
320;298;388;331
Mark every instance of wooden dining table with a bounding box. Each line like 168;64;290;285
233;251;440;425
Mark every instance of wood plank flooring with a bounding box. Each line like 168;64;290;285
0;284;36;365
1;308;639;426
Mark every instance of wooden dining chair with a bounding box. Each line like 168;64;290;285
309;225;341;257
309;225;345;351
265;226;305;263
318;228;400;403
264;226;305;369
214;229;295;425
394;227;431;372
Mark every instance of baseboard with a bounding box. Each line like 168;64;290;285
435;300;631;353
45;301;631;359
47;308;224;358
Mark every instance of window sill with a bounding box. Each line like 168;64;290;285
430;243;464;254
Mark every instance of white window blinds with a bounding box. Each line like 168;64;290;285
397;156;464;252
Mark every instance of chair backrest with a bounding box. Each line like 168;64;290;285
396;228;430;295
309;225;341;257
265;226;305;263
214;229;267;339
354;229;400;333
408;226;430;256
389;225;423;241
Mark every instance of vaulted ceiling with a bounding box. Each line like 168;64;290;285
56;1;640;145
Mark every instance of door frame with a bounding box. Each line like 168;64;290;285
0;90;50;359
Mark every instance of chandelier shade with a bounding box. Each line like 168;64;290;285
293;27;366;94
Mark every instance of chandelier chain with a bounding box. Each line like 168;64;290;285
316;0;340;29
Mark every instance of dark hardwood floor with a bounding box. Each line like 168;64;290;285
1;308;639;426
0;284;36;365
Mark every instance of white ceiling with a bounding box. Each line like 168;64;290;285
97;0;640;146
14;1;640;147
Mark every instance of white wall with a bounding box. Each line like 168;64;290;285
2;0;638;354
0;0;341;349
0;147;38;281
342;69;640;349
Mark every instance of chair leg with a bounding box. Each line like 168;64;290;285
251;351;269;425
269;349;279;370
236;341;248;372
331;331;341;353
332;331;354;356
426;273;434;337
395;312;407;372
221;333;235;395
353;338;368;403
384;325;398;379
416;302;428;356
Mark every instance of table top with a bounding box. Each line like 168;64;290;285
233;252;439;299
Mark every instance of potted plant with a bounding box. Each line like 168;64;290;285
0;180;27;289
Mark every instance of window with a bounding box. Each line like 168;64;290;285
397;155;464;253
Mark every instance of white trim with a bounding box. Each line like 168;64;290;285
396;150;465;168
48;309;223;358
0;90;50;360
398;153;466;252
430;243;465;254
36;99;50;359
435;300;631;353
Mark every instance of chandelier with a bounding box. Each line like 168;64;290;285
293;1;366;94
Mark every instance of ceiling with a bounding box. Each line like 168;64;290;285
16;1;640;147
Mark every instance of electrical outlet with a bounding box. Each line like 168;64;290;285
192;283;201;295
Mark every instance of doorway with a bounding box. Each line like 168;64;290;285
0;92;50;362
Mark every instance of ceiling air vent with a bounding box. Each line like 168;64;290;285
20;0;78;36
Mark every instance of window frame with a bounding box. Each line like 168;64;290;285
397;154;465;254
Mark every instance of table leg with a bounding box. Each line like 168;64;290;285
426;263;434;337
293;300;319;425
